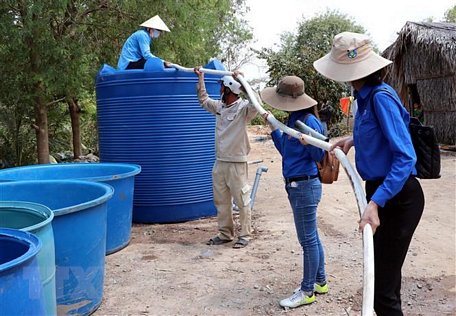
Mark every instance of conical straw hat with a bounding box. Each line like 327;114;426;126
140;15;170;32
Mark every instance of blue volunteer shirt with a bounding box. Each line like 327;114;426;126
117;29;157;70
354;83;417;207
271;111;325;179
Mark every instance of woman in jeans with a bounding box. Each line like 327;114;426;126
261;76;329;309
314;32;425;316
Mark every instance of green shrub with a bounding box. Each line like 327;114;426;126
250;103;288;125
328;121;351;138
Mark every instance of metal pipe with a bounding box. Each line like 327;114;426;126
170;63;374;315
248;159;264;165
250;166;268;210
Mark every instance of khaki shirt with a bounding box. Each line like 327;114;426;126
197;79;258;162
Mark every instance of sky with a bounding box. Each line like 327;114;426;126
240;0;454;80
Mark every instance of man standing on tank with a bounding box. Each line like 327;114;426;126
117;15;172;70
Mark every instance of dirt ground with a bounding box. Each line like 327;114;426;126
95;126;456;316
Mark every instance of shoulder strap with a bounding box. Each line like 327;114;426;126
301;113;326;168
369;87;407;121
303;113;312;123
368;87;390;120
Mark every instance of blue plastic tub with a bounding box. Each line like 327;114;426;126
0;163;141;254
0;201;56;315
95;59;224;223
0;228;45;315
0;180;113;315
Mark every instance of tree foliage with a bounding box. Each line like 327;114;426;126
0;0;252;167
214;0;254;70
444;5;456;22
98;0;253;69
255;10;366;133
0;0;117;164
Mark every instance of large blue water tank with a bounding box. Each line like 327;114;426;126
96;60;223;223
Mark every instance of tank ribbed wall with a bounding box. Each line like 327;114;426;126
96;70;219;223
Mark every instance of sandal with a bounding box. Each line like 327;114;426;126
232;237;249;249
206;236;231;245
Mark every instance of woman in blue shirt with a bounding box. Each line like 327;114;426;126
117;15;171;70
261;76;329;309
314;32;425;316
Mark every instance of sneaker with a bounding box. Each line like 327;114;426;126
279;289;316;308
314;282;329;294
293;282;329;295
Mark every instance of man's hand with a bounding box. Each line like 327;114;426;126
330;136;354;154
359;200;380;234
261;111;275;130
164;61;172;68
232;70;244;79
231;70;246;93
193;66;203;77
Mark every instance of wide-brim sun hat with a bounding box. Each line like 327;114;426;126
140;15;170;32
313;32;392;82
260;76;317;111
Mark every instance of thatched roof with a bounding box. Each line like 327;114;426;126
383;21;456;145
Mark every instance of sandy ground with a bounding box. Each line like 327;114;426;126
95;126;456;316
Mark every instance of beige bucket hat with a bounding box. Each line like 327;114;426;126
260;76;317;111
140;15;170;32
313;32;392;82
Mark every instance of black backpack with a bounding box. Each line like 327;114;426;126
370;88;441;179
408;117;441;179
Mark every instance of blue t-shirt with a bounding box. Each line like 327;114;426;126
271;111;325;179
117;29;157;70
353;83;417;207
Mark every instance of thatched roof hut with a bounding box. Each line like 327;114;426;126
383;21;456;145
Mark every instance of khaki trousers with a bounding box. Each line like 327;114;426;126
212;160;252;240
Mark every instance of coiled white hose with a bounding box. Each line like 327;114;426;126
171;63;374;315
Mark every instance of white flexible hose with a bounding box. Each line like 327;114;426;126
171;63;374;315
296;122;374;316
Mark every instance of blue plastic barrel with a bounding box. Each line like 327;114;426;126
0;180;113;315
0;228;45;315
0;163;141;254
0;201;56;315
95;59;224;223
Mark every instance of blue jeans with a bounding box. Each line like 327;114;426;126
286;178;326;292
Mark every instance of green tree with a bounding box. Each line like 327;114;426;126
255;10;366;134
444;5;456;22
215;0;254;70
0;0;252;166
0;1;115;164
107;0;253;69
